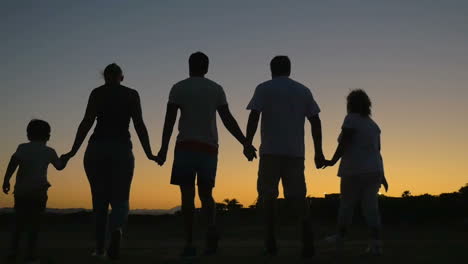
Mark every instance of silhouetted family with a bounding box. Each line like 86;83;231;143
2;52;387;263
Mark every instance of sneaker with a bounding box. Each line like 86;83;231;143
6;253;16;263
91;250;107;259
181;246;197;257
263;238;278;256
25;256;40;264
324;234;344;257
107;229;122;260
301;224;315;258
204;227;219;256
323;234;339;243
365;240;383;256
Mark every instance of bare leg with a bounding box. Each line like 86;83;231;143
26;213;41;259
9;208;25;256
198;184;216;227
257;156;280;254
262;196;278;253
180;185;196;247
198;184;218;253
288;197;314;257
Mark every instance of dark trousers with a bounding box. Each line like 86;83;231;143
84;140;134;251
11;192;47;256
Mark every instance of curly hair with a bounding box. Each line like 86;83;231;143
347;89;372;117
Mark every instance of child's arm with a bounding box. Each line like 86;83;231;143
3;155;20;194
326;128;354;167
50;150;69;171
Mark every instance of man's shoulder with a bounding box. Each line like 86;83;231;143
17;142;29;148
257;79;274;88
123;86;139;98
90;85;107;94
172;78;190;88
201;77;223;90
287;79;311;92
120;85;137;92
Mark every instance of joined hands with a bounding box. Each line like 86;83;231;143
243;144;257;161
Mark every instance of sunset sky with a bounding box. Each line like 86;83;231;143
1;1;467;209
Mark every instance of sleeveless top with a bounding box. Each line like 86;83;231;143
89;84;137;144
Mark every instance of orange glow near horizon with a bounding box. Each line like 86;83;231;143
1;119;466;210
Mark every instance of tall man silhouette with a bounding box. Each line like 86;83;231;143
156;52;256;256
245;56;325;257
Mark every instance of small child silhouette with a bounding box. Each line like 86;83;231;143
2;119;70;263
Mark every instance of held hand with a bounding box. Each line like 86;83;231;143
62;151;76;162
2;181;10;194
322;159;336;168
59;154;71;166
243;144;257;161
156;148;168;166
314;153;326;169
147;154;158;163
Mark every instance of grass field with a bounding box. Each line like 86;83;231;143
0;215;466;264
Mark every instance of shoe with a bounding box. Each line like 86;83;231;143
324;234;345;259
107;229;122;260
91;250;107;259
263;238;278;256
301;224;315;258
204;227;219;255
181;246;197;257
25;256;40;264
365;240;383;256
323;234;339;243
6;253;16;263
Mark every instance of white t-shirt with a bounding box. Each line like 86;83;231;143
13;142;59;195
169;77;228;147
338;113;384;177
247;77;321;158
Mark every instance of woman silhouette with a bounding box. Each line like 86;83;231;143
64;63;157;259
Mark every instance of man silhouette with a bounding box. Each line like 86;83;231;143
156;52;256;257
245;56;325;257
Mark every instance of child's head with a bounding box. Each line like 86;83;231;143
347;89;372;117
27;119;51;142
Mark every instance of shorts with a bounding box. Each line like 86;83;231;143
171;147;218;187
257;154;306;200
14;191;48;215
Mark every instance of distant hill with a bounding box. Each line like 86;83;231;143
0;206;181;215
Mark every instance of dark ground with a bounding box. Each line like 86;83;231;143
0;213;467;264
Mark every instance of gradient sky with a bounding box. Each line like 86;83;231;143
1;1;467;209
